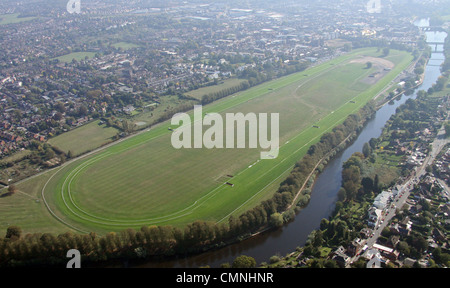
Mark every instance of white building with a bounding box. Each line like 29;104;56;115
373;191;391;210
368;207;383;228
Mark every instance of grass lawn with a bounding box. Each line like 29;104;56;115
47;120;119;157
53;52;97;63
0;13;36;25
112;42;141;50
372;149;402;182
320;247;332;257
2;48;413;235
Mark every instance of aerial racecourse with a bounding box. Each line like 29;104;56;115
12;48;413;234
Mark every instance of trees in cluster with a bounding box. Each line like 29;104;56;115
201;81;250;105
7;185;18;196
441;31;450;73
344;37;412;53
432;76;449;92
235;60;309;89
445;122;450;138
26;142;62;166
231;255;257;268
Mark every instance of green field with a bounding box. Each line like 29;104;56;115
1;48;413;235
48;120;119;157
0;14;36;25
54;52;97;63
112;42;141;50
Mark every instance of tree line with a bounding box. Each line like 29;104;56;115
270;102;376;213
201;80;250;105
441;28;450;73
344;37;417;53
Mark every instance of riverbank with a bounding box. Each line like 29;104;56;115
263;29;450;268
264;83;449;268
285;49;432;212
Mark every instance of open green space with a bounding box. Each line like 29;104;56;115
1;48;413;235
112;42;141;50
0;13;36;25
47;120;119;157
369;150;403;187
53;52;97;63
185;78;248;100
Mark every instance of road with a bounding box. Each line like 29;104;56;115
351;123;449;264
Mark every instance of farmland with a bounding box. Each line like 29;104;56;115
3;48;414;235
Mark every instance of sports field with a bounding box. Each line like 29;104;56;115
3;48;413;234
53;52;97;63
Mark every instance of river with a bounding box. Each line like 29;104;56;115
136;20;447;268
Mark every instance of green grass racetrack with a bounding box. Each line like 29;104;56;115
13;48;414;234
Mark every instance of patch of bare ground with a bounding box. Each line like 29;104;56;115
350;56;395;85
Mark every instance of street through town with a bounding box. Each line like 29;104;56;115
351;123;449;265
